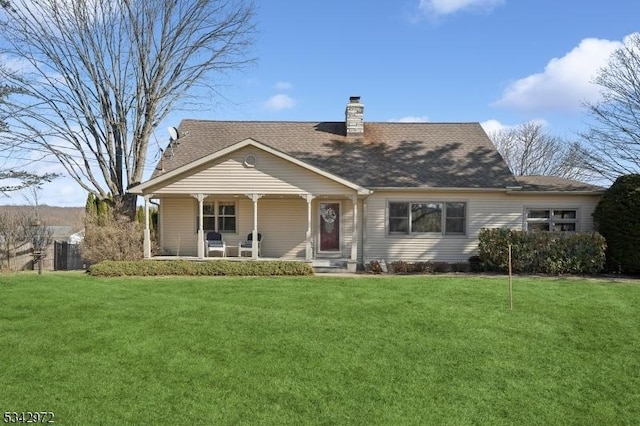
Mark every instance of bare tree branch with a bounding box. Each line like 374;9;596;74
580;33;640;181
0;170;59;195
488;121;594;181
0;0;256;216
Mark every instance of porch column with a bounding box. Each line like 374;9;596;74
351;194;358;262
246;193;264;259
191;193;206;259
143;195;151;259
304;194;315;260
300;193;315;261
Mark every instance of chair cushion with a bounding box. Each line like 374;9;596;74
208;241;224;248
240;241;252;248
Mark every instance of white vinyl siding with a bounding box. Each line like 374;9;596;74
364;191;600;263
161;197;199;256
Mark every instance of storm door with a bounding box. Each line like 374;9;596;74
319;202;341;252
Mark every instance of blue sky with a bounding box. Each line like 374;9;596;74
2;0;639;206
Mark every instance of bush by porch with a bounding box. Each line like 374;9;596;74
89;259;314;277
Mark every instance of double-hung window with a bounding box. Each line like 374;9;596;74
525;208;577;232
217;202;236;233
388;201;466;235
198;201;237;233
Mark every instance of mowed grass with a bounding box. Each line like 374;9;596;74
1;273;640;425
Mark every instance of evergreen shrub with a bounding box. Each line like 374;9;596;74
593;174;640;274
478;228;606;275
89;259;314;277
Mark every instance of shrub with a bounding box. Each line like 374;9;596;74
468;255;483;272
89;259;314;277
450;262;470;273
367;260;384;274
593;174;640;274
412;262;431;273
81;196;143;264
478;228;606;275
430;261;451;273
389;260;410;274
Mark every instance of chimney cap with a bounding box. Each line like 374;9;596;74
349;96;361;103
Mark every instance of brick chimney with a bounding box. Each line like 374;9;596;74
345;96;364;136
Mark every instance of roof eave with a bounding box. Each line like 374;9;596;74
508;190;605;195
368;186;516;193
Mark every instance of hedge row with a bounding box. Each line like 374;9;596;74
365;260;474;274
478;228;606;275
89;259;315;277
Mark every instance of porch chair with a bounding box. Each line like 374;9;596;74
205;231;226;257
238;232;262;257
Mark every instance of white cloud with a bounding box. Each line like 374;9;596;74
263;94;296;111
480;119;510;135
388;115;430;123
494;37;623;112
480;118;548;135
274;81;293;91
419;0;504;16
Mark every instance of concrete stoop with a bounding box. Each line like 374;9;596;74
312;258;356;274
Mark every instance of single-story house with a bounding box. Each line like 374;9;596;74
130;97;604;271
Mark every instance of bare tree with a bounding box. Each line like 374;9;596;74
0;0;255;217
0;210;51;270
580;33;640;181
489;121;592;180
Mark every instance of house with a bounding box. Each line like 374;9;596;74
130;97;604;271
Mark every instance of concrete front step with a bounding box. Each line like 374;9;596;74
312;258;354;273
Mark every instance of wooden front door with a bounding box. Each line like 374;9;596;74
319;202;341;252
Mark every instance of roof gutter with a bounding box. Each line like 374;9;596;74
368;186;517;193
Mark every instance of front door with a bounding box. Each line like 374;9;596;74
319;202;340;252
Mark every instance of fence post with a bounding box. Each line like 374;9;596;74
508;244;513;311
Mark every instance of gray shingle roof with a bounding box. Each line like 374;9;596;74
153;120;521;189
515;175;606;192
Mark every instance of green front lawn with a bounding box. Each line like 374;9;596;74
1;273;639;424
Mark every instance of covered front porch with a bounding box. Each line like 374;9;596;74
141;192;364;271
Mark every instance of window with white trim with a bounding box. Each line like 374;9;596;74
197;201;237;233
525;208;577;232
217;202;236;233
388;201;466;235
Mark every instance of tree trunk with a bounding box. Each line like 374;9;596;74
113;193;138;220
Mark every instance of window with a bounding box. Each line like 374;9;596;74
202;203;215;231
412;203;442;233
389;201;466;235
198;201;237;233
389;202;409;233
217;202;236;233
525;208;577;232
